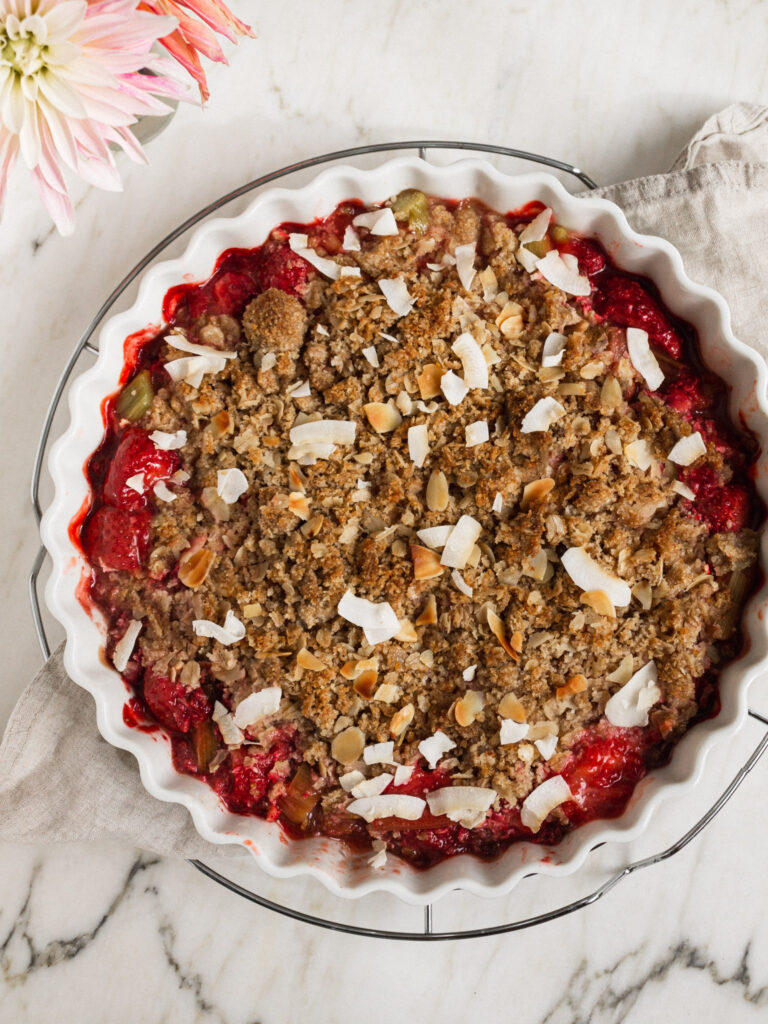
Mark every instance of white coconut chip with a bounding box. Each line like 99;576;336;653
368;840;388;869
288;232;308;249
440;370;469;406
212;701;244;746
626;328;664;391
337;589;401;645
416;400;438;414
233;686;282;728
363;741;398;766
408;424;429;468
418;730;456;769
520;776;573;833
624;439;653;471
668;432;707;466
465;420;489;448
315;324;329;337
342;225;361;251
150;429;187;450
492;492;504;514
286;379;311;398
166;331;238;361
516;246;539;272
541;332;568;367
454;242;477;291
673;479;696;500
380;332;398;343
125;473;145;494
164;354;226;390
287;441;337;465
340;770;366;792
379;277;414;317
561;546;631;607
289;419;357;446
452;332;489;389
217;468;249;504
340;266;361;278
535;735;558;760
112;619;142;672
520;396;566;434
451;569;473;597
351;774;394;799
426;786;496;829
192;609;246;646
499;719;529;745
393;765;415;786
362;346;379;368
463;664;477;682
287;232;342;280
535;250;591;296
426;262;444;272
347;795;426;823
416;525;453;549
605;660;661;728
153;481;176;502
440;515;482;569
519;207;552;244
261;352;277;370
353;207;399;235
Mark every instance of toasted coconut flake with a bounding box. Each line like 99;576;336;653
337;589;401;645
153;481;176;503
396;619;418;642
604;428;623;455
626;327;664;391
150;429;187;450
580;589;616;618
193;610;245;646
521;396;566;434
500;718;529;744
483;343;502;366
390;703;415;738
440;370;469;406
521;775;573;832
605;660;661;727
454;690;485;727
440;515;482;569
479;265;498;301
362;345;379;368
427;786;495;828
499;693;526;722
412;366;441;403
410;544;444;581
379;277;414;317
165;354;226;389
166;330;238;362
347;794;425;822
364;741;397;766
632;581;653;610
408;423;429;467
426;470;449;512
178;547;215;589
340;657;379;681
342;225;361;251
217;468;249;504
415;593;438;626
535;250;590;296
673;479;696;500
625;439;653;471
297;647;326;671
418;730;456;769
260;351;277;371
465;420;489;447
463;664;477;682
353;669;380;699
516;245;539;272
373;683;400;703
287;492;311;520
416;525;452;548
286;379;311;399
556;674;588;699
521;477;555;510
113;619;142;672
352;774;393;799
340;769;365;792
608;654;634;685
363;401;402;433
492;491;504;514
331;726;365;765
289;419;356;446
541;331;567;367
233;686;282;728
668;431;707;466
487;609;519;660
451;569;473;597
519;207;552;244
561;547;631;607
212;701;244;746
353;207;399;235
454;242;477;291
452;332;489;389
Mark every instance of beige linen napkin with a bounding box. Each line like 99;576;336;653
2;105;768;860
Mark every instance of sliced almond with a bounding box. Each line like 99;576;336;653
415;593;437;626
557;381;587;397
331;726;365;765
579;361;604;380
580;589;616;618
556;674;588;699
178;547;215;589
364;402;402;433
297;647;326;671
417;363;444;400
353;669;380;699
373;683;400;703
632;580;653;610
340;657;378;681
209;409;233;438
426;470;449;512
600;376;622;410
498;693;526;723
396;619;418;642
390;702;415;738
521;477;555;511
410;544;444;581
288;492;311;520
454;690;485;727
302;514;324;537
288;463;307;492
487;609;520;660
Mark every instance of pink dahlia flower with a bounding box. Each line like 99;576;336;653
0;0;192;234
139;1;253;102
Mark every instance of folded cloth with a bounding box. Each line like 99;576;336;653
2;104;768;860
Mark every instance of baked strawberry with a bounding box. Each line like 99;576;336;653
680;465;750;533
254;241;312;298
82;505;151;571
560;726;648;826
558;237;607;276
593;276;682;358
104;427;179;511
661;369;717;417
142;667;211;734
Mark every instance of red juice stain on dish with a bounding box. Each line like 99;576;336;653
72;195;764;870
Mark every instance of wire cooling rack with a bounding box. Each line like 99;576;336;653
28;141;768;940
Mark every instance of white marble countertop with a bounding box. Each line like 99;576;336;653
3;0;768;1020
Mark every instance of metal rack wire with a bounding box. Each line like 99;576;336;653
28;140;768;940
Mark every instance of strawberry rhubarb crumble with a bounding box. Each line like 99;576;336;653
79;190;762;869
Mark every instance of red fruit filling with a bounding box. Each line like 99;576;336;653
560;726;651;826
680;465;751;533
142;667;211;734
591;276;682;359
253;241;312;297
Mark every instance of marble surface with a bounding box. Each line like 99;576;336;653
3;0;768;1020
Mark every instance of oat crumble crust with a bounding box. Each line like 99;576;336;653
86;194;760;853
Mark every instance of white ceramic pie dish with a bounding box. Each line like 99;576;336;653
41;157;768;905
